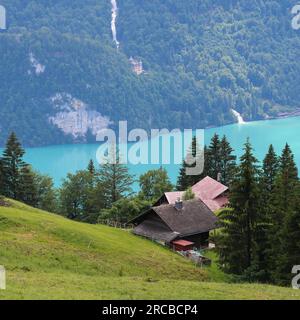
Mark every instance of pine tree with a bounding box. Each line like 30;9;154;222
207;134;221;180
261;145;279;193
201;146;211;179
255;145;279;282
1;132;27;199
87;159;95;176
19;165;38;206
176;137;203;190
277;144;298;208
219;135;236;185
269;144;298;228
176;161;190;191
279;190;300;286
0;159;4;195
218;139;261;275
98;148;134;207
268;144;299;284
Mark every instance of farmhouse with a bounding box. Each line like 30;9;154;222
129;57;144;75
130;199;218;249
155;176;229;212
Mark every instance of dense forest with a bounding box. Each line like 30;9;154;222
1;0;300;146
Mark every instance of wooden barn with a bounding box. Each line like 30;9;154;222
130;199;219;249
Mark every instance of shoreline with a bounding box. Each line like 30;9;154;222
269;108;300;120
1;112;300;149
206;110;300;131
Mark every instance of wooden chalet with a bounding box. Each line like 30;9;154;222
130;199;219;249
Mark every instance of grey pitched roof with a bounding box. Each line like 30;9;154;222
131;199;219;238
152;199;218;236
133;219;179;242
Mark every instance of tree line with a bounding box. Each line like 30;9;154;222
0;132;173;223
217;140;300;286
0;132;57;212
176;134;236;190
174;133;300;286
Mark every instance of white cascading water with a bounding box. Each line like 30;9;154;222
111;0;120;49
231;109;246;124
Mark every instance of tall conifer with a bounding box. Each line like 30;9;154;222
207;134;221;180
268;144;298;283
219;135;236;185
218;139;261;275
1;132;26;199
176;137;203;190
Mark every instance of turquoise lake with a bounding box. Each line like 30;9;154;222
2;116;300;188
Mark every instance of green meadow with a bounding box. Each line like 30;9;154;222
0;200;299;300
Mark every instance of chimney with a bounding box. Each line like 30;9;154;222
175;198;183;211
217;172;222;182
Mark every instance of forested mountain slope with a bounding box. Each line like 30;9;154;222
0;0;299;146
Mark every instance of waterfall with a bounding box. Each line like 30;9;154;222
0;5;6;30
231;109;246;124
111;0;120;49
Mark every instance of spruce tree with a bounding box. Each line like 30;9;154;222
19;165;38;206
1;132;27;199
262;145;278;192
87;159;95;176
207;134;221;180
277;144;298;208
201;146;211;180
98;148;134;207
279;191;300;286
268;144;299;284
218;139;261;275
176;137;203;190
0;159;4;195
219;135;236;185
255;145;279;282
176;161;190;191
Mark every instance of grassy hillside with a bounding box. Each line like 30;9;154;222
0;200;299;300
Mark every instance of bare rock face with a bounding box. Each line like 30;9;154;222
49;93;112;139
29;53;46;75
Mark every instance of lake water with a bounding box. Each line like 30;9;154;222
2;117;300;188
